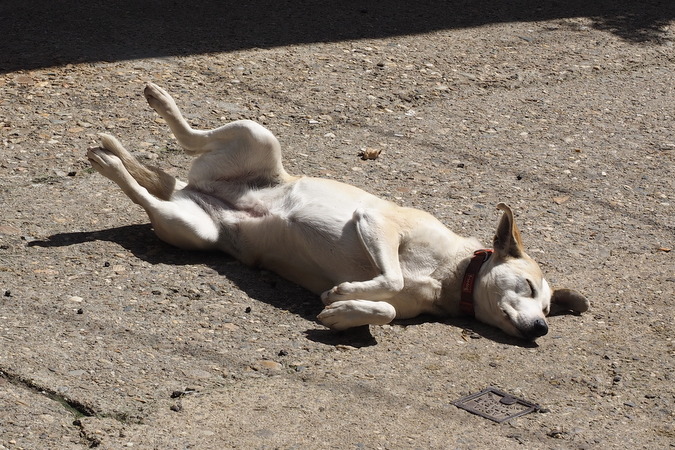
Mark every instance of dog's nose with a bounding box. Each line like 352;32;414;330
526;318;549;339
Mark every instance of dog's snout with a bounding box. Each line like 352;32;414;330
526;318;549;339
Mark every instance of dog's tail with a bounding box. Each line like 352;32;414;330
99;133;177;201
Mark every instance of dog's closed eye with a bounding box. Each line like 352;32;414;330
516;278;536;298
526;279;537;298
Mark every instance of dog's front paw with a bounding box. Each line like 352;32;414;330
317;300;396;330
320;283;356;305
317;301;364;330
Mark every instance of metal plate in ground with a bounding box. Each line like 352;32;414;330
453;387;540;423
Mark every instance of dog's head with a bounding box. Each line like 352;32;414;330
473;203;589;340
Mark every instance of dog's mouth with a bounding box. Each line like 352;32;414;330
500;310;524;338
500;309;548;340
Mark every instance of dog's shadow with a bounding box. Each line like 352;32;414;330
30;224;381;347
30;224;570;348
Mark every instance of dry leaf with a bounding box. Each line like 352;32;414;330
359;148;381;160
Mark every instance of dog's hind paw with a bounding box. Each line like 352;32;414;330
320;285;343;305
321;283;361;304
144;83;179;117
86;146;125;181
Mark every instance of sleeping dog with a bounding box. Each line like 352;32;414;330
86;83;589;340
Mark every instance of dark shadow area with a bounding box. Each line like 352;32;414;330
2;0;672;73
441;317;540;347
28;224;376;347
29;224;585;347
393;314;538;347
305;326;377;348
28;224;321;318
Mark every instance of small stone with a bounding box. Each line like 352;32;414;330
258;360;283;371
69;296;83;303
170;388;196;398
170;403;182;412
547;429;566;439
222;322;239;331
336;344;357;351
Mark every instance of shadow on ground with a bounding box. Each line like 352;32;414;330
29;224;383;346
29;223;576;348
2;0;672;73
29;224;319;317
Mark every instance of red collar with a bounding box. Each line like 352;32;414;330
460;249;494;316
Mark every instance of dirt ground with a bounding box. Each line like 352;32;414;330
1;1;674;448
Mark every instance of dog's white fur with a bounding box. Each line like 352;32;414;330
86;83;589;340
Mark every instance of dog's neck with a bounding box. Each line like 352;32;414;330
436;242;488;315
459;249;494;316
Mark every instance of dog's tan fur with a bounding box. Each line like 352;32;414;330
87;83;588;339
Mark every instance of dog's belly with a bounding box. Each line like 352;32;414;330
233;216;378;294
221;177;386;294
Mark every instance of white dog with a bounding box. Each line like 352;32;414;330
86;83;589;340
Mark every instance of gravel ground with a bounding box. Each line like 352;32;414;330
1;1;674;448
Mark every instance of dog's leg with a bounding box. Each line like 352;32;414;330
87;143;219;250
322;208;404;303
143;83;290;183
142;83;203;152
317;300;397;330
96;134;183;200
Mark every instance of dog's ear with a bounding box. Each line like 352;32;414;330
493;203;525;258
549;288;590;316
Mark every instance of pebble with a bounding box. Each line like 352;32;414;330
170;403;182;412
258;360;283;371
